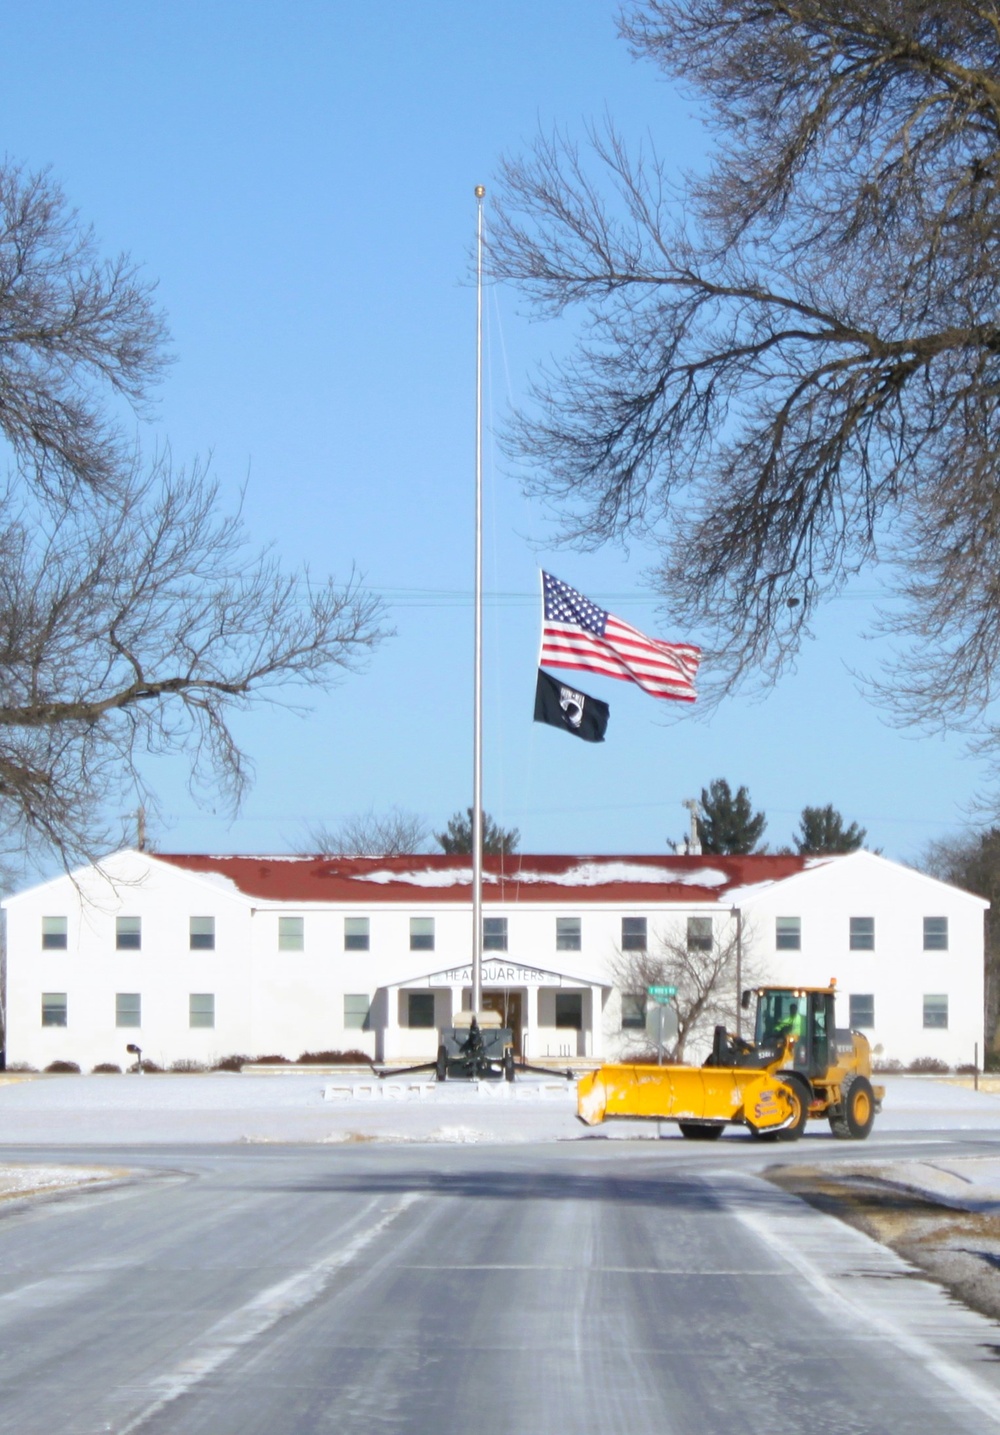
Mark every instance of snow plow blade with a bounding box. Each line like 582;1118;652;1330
577;1062;798;1133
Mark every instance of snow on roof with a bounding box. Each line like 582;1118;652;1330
154;851;810;905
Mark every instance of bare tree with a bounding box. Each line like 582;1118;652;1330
307;808;430;857
0;162;387;872
611;915;764;1062
491;4;1000;773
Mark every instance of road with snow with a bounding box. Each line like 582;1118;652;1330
0;1076;999;1433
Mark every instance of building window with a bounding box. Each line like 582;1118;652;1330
849;917;875;952
344;994;371;1030
42;916;67;950
344;917;370;951
849;993;875;1029
189;993;215;1029
189;916;215;951
924;917;949;951
483;917;507;952
116;993;141;1028
41;992;67;1027
776;916;801;950
278;916;304;952
555;992;583;1030
923;994;949;1029
116;916;141;951
409;917;434;952
407;992;436;1028
621;993;646;1030
621;917;647;951
556;917;581;952
687;917;713;952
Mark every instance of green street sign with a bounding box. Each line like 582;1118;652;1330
647;984;677;1002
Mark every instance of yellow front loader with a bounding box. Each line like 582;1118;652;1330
578;984;883;1141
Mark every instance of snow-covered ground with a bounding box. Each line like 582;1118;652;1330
0;1068;998;1144
2;1071;1000;1204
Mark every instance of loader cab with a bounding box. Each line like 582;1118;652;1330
754;987;834;1079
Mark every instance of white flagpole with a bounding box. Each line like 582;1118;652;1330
472;183;485;1016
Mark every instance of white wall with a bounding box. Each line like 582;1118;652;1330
741;851;986;1067
2;849;986;1072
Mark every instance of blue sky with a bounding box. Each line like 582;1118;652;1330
0;2;988;865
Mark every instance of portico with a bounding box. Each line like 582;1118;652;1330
379;960;611;1064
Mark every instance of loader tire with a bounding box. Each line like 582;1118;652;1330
748;1073;809;1142
435;1045;448;1082
829;1073;875;1140
503;1050;515;1082
678;1122;724;1140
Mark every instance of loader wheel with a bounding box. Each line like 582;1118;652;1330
748;1073;809;1142
503;1050;515;1082
774;1073;810;1142
435;1045;448;1082
678;1122;724;1140
829;1073;875;1140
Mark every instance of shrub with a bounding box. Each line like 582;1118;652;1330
91;1063;122;1074
136;1059;162;1073
6;1062;37;1073
956;1062;980;1075
296;1049;371;1065
213;1054;254;1072
44;1060;80;1074
169;1059;207;1073
872;1056;904;1073
253;1054;290;1064
907;1055;950;1074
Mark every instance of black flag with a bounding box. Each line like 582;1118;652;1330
534;668;609;743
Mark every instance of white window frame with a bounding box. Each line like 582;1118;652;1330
344;993;371;1030
189;993;215;1029
344;917;370;952
115;992;141;1028
116;915;141;951
556;917;582;952
409;917;434;952
42;916;68;951
775;916;801;950
189;916;215;951
621;917;647;951
41;992;67;1027
278;916;304;952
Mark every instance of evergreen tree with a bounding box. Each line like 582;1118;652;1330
794;805;866;855
696;780;766;855
435;808;520;857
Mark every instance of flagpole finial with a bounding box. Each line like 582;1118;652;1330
475;184;486;198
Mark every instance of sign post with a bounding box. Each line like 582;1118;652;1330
646;986;678;1065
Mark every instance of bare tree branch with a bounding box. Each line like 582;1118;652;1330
306;808;430;857
610;914;765;1061
491;3;1000;750
0;163;388;876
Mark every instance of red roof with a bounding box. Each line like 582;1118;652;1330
156;852;815;905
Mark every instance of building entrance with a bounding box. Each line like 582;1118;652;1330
480;990;523;1056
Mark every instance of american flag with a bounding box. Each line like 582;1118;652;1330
540;572;700;702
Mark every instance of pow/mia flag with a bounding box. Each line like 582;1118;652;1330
534;668;609;743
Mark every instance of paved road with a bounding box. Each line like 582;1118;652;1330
1;1136;1000;1434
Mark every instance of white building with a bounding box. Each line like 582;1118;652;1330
2;847;987;1072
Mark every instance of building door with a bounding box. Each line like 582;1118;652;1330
481;990;523;1056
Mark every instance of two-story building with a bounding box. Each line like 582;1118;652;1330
2;847;987;1071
